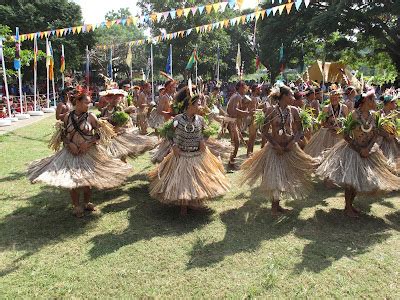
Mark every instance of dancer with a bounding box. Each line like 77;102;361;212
27;89;132;217
304;88;348;159
226;81;252;168
241;85;316;216
247;84;261;157
137;82;152;135
317;91;400;217
344;86;357;112
56;86;74;120
148;80;176;130
149;84;230;216
379;95;399;169
101;89;158;161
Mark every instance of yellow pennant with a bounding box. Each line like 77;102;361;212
286;2;294;14
205;4;213;14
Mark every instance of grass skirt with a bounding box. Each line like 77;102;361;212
150;138;232;164
107;129;159;159
380;138;400;171
27;146;132;189
304;128;343;159
148;109;165;129
316;140;400;193
240;143;317;199
148;149;230;206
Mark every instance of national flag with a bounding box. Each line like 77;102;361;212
60;44;65;73
33;36;38;71
145;55;151;80
165;44;172;75
46;40;54;81
185;48;198;70
235;44;241;76
14;27;21;70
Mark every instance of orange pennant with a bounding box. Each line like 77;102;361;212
241;15;246;24
261;10;266;19
205;4;213;14
176;9;183;17
286;2;294;14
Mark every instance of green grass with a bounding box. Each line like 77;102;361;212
0;116;399;298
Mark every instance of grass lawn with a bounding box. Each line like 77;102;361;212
0;115;399;298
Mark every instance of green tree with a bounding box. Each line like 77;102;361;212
257;0;400;81
0;0;96;82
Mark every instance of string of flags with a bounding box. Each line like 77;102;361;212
10;0;306;42
96;0;307;49
11;0;242;42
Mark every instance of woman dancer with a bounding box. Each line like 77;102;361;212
305;88;348;159
149;84;230;216
27;89;132;217
241;85;316;216
317;91;400;217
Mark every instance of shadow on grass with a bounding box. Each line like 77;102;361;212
0;184;130;277
0;171;26;183
6;131;51;143
88;181;213;260
187;183;397;272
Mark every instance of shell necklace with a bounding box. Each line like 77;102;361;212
357;109;373;133
277;105;291;136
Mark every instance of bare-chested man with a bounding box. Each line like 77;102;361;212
247;84;261;157
137;82;152;135
226;81;252;168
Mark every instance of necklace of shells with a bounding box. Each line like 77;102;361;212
357;109;373;133
276;105;291;136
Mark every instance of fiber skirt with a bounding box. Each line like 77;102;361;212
27;146;132;189
107;129;159;159
316;140;400;193
148;148;230;206
240;143;317;199
304;127;343;159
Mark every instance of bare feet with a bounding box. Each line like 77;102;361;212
84;202;97;212
344;207;359;218
73;206;84;218
228;161;240;171
277;205;292;213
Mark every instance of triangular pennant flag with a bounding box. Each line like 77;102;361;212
132;17;138;25
176;9;183;17
295;0;302;10
255;11;262;21
162;11;169;20
82;25;87;33
205;4;212;14
157;13;163;22
246;14;251;22
286;2;294;13
170;10;177;19
212;3;220;12
186;28;193;35
51;30;56;36
195;26;200;33
191;7;197;15
115;19;121;25
219;21;224;28
121;19;127;25
266;8;272;17
106;21;111;28
60;28;65;35
198;6;205;14
305;0;310;7
272;6;279;15
220;2;228;12
241;15;246;24
250;13;256;20
224;19;230;28
56;29;61;37
278;4;286;15
183;8;191;17
230;19;235;26
228;0;235;9
76;26;82;34
150;14;157;22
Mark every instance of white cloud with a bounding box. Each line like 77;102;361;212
72;0;140;24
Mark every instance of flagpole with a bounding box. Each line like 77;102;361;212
33;36;37;111
86;45;89;92
170;44;173;77
130;56;133;88
46;38;50;108
216;43;220;82
195;45;198;86
61;44;65;89
150;43;155;103
15;27;24;114
0;39;11;118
